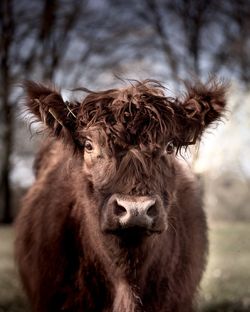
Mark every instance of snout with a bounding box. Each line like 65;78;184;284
101;194;167;235
113;197;157;228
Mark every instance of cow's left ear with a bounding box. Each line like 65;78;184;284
24;81;79;144
175;80;228;146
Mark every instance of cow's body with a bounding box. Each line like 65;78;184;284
16;79;226;312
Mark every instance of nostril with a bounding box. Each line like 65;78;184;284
147;204;158;217
113;201;127;217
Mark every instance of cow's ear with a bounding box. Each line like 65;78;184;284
24;81;78;143
174;79;228;147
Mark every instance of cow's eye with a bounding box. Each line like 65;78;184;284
84;140;93;152
166;140;175;154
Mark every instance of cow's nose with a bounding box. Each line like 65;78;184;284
113;197;158;228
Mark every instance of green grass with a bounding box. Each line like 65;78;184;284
0;222;250;311
0;226;28;312
199;221;250;311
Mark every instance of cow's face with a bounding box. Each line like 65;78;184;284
24;80;227;240
79;126;175;236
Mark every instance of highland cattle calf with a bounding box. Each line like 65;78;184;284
15;79;227;312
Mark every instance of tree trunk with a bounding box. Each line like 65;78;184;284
0;0;14;223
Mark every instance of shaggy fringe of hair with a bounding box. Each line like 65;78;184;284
76;80;177;151
75;79;228;153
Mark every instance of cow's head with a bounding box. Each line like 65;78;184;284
24;80;227;244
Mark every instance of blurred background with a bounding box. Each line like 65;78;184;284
0;0;249;311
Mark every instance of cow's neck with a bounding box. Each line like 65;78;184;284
109;234;166;312
112;278;142;312
104;236;164;311
80;227;146;311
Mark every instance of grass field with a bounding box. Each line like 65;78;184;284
0;226;27;312
0;222;250;312
199;221;250;311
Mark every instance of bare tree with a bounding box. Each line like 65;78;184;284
143;0;179;80
213;1;250;85
0;0;14;223
137;0;216;79
166;0;212;76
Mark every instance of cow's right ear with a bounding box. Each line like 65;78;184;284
24;81;78;143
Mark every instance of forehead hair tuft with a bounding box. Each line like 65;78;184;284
76;80;179;150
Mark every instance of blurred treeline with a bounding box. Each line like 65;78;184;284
0;0;250;223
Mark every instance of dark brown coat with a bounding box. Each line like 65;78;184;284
15;79;227;312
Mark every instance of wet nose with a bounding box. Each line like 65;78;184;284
113;196;158;228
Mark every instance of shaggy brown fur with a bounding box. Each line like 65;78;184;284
16;79;227;312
